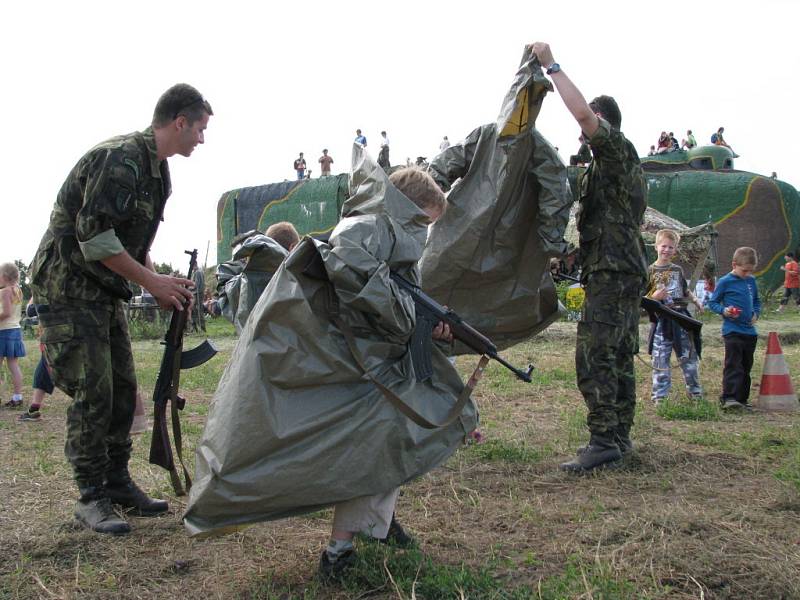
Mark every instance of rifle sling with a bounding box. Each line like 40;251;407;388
170;394;192;495
334;316;484;430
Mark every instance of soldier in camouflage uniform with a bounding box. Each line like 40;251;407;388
531;43;648;472
29;84;213;534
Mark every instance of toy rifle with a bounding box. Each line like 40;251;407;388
552;271;703;357
149;249;218;495
389;272;533;383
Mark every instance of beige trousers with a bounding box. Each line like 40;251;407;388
332;487;400;538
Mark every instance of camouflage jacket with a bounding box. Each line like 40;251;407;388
30;128;171;303
577;118;648;282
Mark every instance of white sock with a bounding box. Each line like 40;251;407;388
12;393;22;401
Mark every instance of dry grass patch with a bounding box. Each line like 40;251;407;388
2;316;800;598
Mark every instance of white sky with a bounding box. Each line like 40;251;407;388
2;0;798;272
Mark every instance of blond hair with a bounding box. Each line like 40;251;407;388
732;246;758;267
0;262;22;303
265;221;300;251
389;168;446;216
655;229;680;246
0;262;20;285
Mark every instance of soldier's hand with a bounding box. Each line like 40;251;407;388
148;273;195;311
432;321;453;343
529;42;555;69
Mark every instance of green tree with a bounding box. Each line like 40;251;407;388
14;259;31;300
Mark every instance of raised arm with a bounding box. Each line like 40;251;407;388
530;42;599;138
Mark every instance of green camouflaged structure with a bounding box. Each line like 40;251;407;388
216;174;349;262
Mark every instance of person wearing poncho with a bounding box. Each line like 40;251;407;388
184;147;478;577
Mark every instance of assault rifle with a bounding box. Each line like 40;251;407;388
149;249;218;495
552;271;703;356
390;272;533;383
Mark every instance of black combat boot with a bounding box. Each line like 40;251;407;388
614;423;634;455
560;433;623;473
576;426;634;457
105;468;169;516
75;484;131;535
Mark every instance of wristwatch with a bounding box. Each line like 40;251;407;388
546;63;561;75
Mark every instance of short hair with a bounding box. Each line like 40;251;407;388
356;129;362;134
381;131;387;135
152;83;213;128
322;148;328;153
687;129;692;134
786;252;796;260
0;262;19;284
589;95;621;129
733;247;758;267
655;229;680;246
389;167;446;216
265;221;300;251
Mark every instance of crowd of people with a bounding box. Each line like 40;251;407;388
290;130;453;180
0;43;791;586
647;127;737;157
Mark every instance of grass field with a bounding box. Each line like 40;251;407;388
2;311;800;599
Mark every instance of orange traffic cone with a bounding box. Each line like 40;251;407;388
754;332;798;412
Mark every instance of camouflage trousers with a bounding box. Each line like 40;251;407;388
651;320;702;400
37;300;137;486
576;272;644;435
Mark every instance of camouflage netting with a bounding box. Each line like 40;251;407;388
564;205;717;285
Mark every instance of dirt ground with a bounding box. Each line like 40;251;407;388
1;318;799;599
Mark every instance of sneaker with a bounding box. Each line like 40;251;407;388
318;548;357;582
4;398;23;408
379;516;416;548
722;398;742;410
19;410;42;422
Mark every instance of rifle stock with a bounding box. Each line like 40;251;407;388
148;249;218;495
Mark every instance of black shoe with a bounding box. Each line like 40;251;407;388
105;469;168;516
379;516;415;548
561;434;622;473
19;410;42;422
318;549;357;582
75;486;131;535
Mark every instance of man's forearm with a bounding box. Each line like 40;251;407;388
101;251;158;290
548;70;599;138
530;42;599;137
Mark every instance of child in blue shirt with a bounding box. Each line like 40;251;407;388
707;247;761;409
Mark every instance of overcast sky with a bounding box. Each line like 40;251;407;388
2;0;798;272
